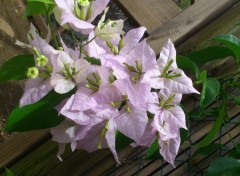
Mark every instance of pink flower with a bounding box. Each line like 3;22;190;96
54;0;110;34
159;132;181;166
143;39;199;94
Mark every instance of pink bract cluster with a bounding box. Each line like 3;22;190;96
19;0;199;166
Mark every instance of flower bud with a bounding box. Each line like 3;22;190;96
78;0;89;7
27;67;39;79
36;55;49;67
85;0;93;20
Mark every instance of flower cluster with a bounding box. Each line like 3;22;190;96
18;0;199;166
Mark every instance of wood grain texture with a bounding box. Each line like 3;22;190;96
147;0;239;54
113;0;182;34
178;3;240;53
0;130;49;171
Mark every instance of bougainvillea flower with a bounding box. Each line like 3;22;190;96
51;51;92;94
54;0;110;34
95;7;124;41
159;132;181;166
143;39;199;94
19;26;58;107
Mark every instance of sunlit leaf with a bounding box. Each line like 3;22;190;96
5;89;76;132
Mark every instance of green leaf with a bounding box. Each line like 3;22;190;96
187;46;235;65
195;99;226;148
207;157;240;176
25;2;47;17
190;107;219;120
229;144;240;159
5;89;76;132
194;143;228;156
27;0;55;4
146;140;162;160
0;54;35;82
212;34;240;60
200;78;220;111
115;131;133;150
84;57;101;66
176;55;200;79
5;168;15;176
230;95;240;105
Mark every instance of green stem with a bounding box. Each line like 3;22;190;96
83;36;97;47
47;8;59;49
223;120;236;148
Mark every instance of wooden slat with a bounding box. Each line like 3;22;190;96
0;130;49;171
147;0;239;54
113;0;182;35
178;2;240;53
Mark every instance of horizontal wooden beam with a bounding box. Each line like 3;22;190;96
147;0;239;54
113;0;182;35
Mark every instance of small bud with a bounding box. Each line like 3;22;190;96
74;0;82;19
39;71;50;79
135;60;142;73
27;67;39;79
45;65;53;73
85;0;93;20
80;6;85;20
58;47;64;51
36;55;49;67
33;47;41;58
118;36;124;53
123;62;137;72
78;0;89;7
125;103;131;113
131;74;140;83
106;41;114;49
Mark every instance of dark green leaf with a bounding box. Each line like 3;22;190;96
84;57;101;66
200;78;220;111
212;34;240;59
146;140;162;160
5;168;14;176
25;2;47;17
177;55;200;79
207;157;240;176
5;89;76;132
190;107;219;120
195;99;227;148
115;131;133;150
230;95;240;105
28;0;55;4
187;46;235;65
0;54;34;82
194;143;228;156
229;144;240;159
